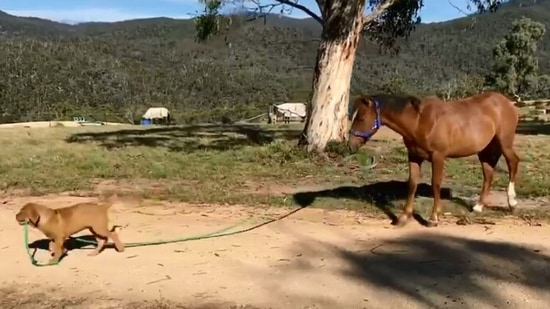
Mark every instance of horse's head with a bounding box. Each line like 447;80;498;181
348;93;423;153
348;95;382;153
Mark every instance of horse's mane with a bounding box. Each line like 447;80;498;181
354;93;422;114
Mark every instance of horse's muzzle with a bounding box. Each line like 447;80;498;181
348;132;367;153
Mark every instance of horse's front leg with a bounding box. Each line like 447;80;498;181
428;153;446;227
396;154;423;227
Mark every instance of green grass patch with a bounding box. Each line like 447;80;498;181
1;122;549;221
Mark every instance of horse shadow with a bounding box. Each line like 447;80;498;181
28;235;114;262
292;180;471;226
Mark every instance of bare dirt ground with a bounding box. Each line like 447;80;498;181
2;194;550;309
0;121;126;129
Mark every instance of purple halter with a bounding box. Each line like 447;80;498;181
349;99;382;140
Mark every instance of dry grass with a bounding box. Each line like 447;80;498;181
1;121;550;220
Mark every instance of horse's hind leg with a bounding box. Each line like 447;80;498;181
498;139;520;211
427;152;446;227
503;149;519;210
473;140;502;212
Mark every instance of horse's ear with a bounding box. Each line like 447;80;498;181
409;96;422;110
355;95;372;107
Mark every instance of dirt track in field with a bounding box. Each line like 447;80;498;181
2;193;550;309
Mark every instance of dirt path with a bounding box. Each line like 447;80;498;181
2;195;550;309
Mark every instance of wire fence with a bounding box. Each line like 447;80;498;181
5;97;550;126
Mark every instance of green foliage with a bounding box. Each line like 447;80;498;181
1;1;550;124
194;1;503;53
531;74;550;98
364;0;424;52
324;140;352;158
435;73;488;100
491;17;547;99
378;74;425;97
194;0;231;42
260;140;309;164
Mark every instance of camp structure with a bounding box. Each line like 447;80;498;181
140;107;171;125
268;102;306;124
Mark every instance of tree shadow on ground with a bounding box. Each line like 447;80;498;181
66;124;301;152
292;180;472;226
329;233;550;308
516;121;550;135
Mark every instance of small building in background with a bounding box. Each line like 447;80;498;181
268;102;306;124
140;107;171;125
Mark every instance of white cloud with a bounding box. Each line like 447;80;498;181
5;8;189;24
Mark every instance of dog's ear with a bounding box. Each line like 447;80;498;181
25;204;40;223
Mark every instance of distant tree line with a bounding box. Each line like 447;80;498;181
0;8;549;125
383;17;550;102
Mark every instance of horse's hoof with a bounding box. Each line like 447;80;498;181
426;220;439;228
472;204;484;213
508;206;516;214
392;215;410;227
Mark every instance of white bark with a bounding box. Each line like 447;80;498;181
304;2;365;152
305;44;355;152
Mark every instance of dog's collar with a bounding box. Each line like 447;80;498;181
29;215;41;228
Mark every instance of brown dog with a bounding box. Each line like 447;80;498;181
15;197;127;263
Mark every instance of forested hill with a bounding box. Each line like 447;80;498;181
0;0;549;124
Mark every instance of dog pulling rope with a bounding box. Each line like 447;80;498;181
23;207;304;267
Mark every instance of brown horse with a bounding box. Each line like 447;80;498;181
348;92;520;227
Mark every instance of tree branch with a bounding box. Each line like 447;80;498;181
448;0;478;28
362;0;397;28
240;0;322;25
447;0;470;17
275;0;323;24
315;0;326;20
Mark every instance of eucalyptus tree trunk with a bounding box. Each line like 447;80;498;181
300;1;366;152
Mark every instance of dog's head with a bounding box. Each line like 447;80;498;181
15;203;40;226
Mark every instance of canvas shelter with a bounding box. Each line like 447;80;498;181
141;107;171;125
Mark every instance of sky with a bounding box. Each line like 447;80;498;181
0;0;474;25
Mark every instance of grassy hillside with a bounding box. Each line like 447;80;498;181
1;0;549;124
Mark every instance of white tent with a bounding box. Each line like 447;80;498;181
274;103;306;118
142;107;170;119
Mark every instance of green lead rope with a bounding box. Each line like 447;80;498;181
23;216;254;267
23;207;303;267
